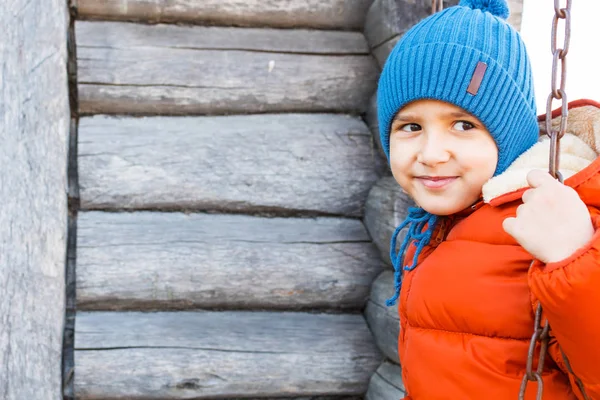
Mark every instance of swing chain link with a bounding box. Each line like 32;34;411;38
519;2;572;399
431;0;443;14
519;302;551;400
546;0;572;180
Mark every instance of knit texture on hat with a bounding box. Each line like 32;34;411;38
377;0;538;176
379;0;539;306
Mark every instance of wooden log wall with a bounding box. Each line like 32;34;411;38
364;177;414;266
78;114;385;215
1;0;70;399
75;311;377;398
365;271;400;363
77;0;373;30
76;22;378;115
77;212;381;311
362;1;525;397
71;0;385;399
366;361;406;400
363;179;410;397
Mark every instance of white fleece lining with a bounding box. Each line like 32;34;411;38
482;133;597;203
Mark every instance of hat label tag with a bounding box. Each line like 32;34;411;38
467;61;488;95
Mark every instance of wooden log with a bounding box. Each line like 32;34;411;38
0;1;69;399
76;21;370;54
74;311;383;399
366;360;406;400
365;270;400;363
364;92;388;159
76;0;374;30
76;21;378;115
78;114;386;216
372;35;400;68
364;177;413;265
77;211;383;311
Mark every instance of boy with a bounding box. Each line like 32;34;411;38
377;0;600;398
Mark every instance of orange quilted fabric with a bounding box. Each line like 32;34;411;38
397;100;600;400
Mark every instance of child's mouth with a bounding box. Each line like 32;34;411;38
415;176;458;189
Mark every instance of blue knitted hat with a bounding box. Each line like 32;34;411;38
377;0;538;176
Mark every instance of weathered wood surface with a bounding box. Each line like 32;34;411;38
79;114;386;216
76;0;374;30
365;270;400;363
366;361;406;400
0;1;69;399
76;21;378;115
365;92;387;159
77;21;370;54
364;177;413;265
74;311;383;399
372;35;400;68
77;211;383;311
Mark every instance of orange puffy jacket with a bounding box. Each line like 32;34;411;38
397;100;600;400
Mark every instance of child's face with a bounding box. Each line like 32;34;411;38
389;100;498;216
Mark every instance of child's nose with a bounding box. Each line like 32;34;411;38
417;132;451;166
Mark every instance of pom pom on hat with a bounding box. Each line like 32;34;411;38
459;0;510;19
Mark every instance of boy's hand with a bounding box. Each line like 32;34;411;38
503;169;595;264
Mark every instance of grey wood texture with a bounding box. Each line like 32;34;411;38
77;211;383;311
0;0;70;399
74;311;383;399
364;177;413;266
365;92;387;159
366;361;406;400
77;21;370;54
76;0;374;30
76;21;378;115
365;270;400;363
372;35;400;68
79;114;386;216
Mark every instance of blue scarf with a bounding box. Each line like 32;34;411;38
386;207;438;306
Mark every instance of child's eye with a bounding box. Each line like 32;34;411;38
400;123;422;132
453;121;475;131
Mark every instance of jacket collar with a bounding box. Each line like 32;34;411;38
483;99;600;207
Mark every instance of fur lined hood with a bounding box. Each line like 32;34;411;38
483;99;600;207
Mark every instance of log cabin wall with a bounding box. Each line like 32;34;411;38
1;1;70;399
68;1;387;399
362;1;524;399
66;1;523;399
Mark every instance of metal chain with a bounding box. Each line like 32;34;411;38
431;0;443;14
546;0;572;180
519;2;572;399
519;302;551;400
